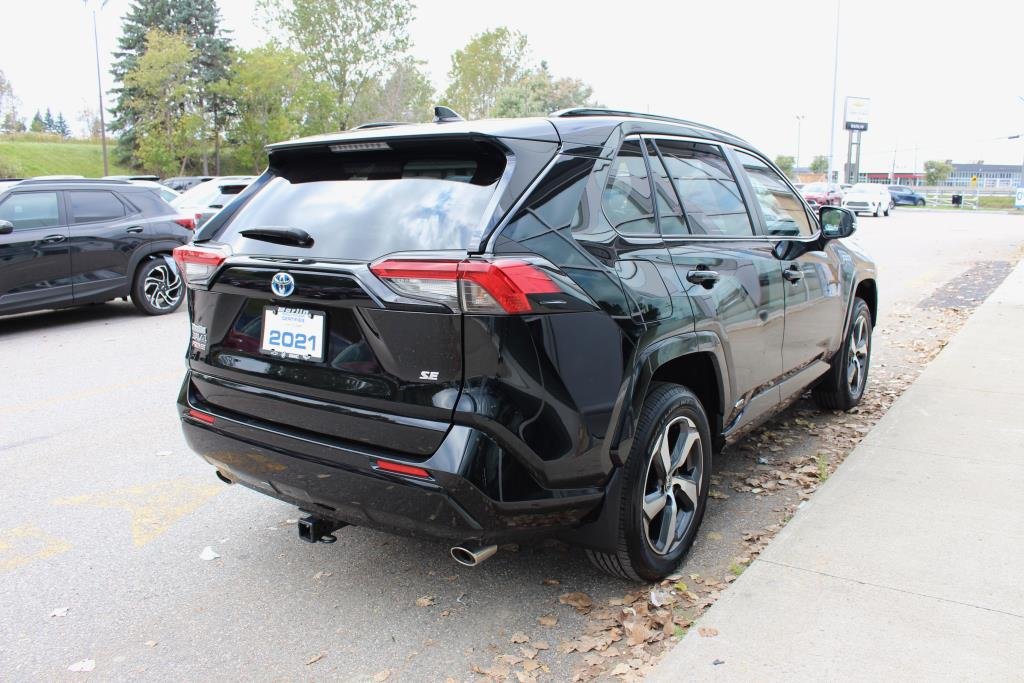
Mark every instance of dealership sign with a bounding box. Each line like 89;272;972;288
844;96;870;132
1016;186;1024;209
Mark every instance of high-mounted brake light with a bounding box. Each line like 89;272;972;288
375;459;431;479
369;259;560;314
172;244;229;287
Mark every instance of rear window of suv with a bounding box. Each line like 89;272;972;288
213;140;507;261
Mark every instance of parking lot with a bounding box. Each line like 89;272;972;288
2;209;1022;681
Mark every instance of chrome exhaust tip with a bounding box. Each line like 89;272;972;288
450;542;498;567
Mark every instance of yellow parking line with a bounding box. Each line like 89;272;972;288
8;370;182;416
0;525;72;572
54;479;223;547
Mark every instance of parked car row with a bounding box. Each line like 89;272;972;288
796;181;927;216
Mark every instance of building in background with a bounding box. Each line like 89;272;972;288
858;164;1021;188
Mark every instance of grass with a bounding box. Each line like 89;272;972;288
816;452;830;481
904;195;1021;211
728;562;746;577
0;136;132;178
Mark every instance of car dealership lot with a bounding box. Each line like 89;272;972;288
2;210;1022;681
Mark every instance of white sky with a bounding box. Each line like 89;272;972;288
3;0;1023;171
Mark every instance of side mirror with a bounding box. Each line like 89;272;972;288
819;206;856;239
0;220;13;235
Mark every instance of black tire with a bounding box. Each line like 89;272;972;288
813;297;872;411
586;382;712;581
916;198;925;206
873;204;881;217
131;257;184;315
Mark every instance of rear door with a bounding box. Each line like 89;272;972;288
66;189;145;302
731;149;844;397
651;137;786;431
0;190;71;313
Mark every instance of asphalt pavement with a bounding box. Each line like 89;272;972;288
1;209;1022;680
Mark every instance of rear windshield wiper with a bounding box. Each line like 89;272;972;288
239;227;314;248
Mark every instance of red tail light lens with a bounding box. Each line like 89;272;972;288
172;244;229;287
375;459;431;478
174;216;196;230
369;259;560;314
187;408;215;425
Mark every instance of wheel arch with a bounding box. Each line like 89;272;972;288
128;240;184;280
854;278;877;325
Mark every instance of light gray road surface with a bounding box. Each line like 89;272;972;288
1;210;1021;680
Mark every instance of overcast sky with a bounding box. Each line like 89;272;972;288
3;0;1023;171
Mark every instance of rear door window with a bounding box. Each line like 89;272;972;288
69;191;125;224
0;191;60;229
214;140;507;261
644;141;687;236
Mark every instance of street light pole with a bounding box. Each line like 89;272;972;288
827;0;841;185
795;114;805;171
86;0;109;176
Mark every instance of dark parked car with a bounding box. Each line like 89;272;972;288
175;108;877;580
0;178;194;316
888;185;926;206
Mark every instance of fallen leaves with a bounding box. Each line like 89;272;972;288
510;632;530;644
537;614;558;627
305;652;326;666
372;669;391;681
558;592;593;612
415;596;436;607
698;627;719;638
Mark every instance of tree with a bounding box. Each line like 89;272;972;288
110;0;233;170
54;113;71;139
774;155;795;178
350;57;435;125
444;27;528;119
924;159;953;186
810;155;828;175
125;30;204;175
43;108;55;133
490;61;593;118
29;111;45;133
78;106;104;139
218;44;306;173
0;70;23;134
261;0;415;132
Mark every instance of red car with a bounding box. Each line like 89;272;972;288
800;182;843;208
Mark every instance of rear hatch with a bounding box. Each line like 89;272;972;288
179;132;559;458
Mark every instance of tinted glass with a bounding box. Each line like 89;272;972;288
655;140;753;237
125;190;174;216
733;150;813;237
645;140;687;236
69;191;125;224
0;192;60;229
602;139;656;235
216;141;506;261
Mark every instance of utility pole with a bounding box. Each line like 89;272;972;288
86;0;109;176
795;114;805;171
827;0;841;184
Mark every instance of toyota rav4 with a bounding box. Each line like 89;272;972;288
175;108;877;580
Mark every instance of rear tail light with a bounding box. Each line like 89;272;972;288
369;259;561;314
174;216;196;230
172;244;229;287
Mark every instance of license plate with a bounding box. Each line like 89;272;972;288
260;307;325;361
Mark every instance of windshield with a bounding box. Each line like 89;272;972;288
212;140;507;262
851;183;881;193
802;183;826;193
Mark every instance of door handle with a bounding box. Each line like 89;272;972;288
125;226;144;234
42;234;66;244
686;269;720;289
783;266;804;283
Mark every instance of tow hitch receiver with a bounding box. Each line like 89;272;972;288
297;515;346;544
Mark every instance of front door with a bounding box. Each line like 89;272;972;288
650;137;786;432
0;190;71;314
730;149;845;400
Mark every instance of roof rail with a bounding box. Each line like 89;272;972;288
20;178;131;185
352;121;405;130
549;108;734;137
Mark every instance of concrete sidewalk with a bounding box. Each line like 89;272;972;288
650;263;1024;680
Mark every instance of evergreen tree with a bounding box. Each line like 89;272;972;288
109;0;233;170
54;113;71;139
29;110;44;133
43;107;55;133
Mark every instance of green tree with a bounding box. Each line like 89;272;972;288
54;113;71;139
810;155;828;175
0;70;23;133
774;155;795;178
924;159;953;186
490;61;593;118
444;27;528;119
261;0;415;132
110;0;233;170
126;30;203;175
218;44;305;173
43;108;55;133
350;57;435;125
29;110;45;133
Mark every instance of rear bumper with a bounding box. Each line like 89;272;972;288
178;377;604;544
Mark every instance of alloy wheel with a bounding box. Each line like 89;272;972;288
847;315;869;395
144;263;183;311
641;415;703;556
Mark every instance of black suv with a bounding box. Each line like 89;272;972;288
176;109;877;580
0;179;193;316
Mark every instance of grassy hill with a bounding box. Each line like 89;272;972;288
0;135;133;178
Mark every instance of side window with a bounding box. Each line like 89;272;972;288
655;139;754;237
601;139;657;235
122;190;171;217
0;192;60;230
644;140;687;236
733;150;814;237
68;191;125;224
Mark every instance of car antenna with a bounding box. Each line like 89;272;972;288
433;106;464;123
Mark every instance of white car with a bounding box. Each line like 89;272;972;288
842;183;893;217
171;176;255;228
